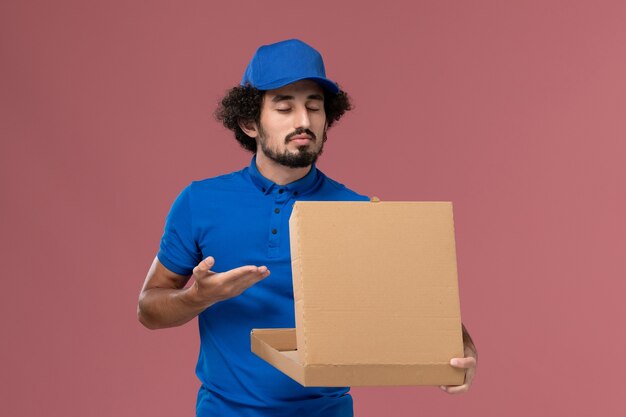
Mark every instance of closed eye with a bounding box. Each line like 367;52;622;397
275;107;321;112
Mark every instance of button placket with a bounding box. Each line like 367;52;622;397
267;188;290;257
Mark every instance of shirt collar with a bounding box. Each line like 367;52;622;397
247;154;320;196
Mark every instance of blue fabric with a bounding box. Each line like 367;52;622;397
157;155;369;416
240;39;339;93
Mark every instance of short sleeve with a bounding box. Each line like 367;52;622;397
157;184;201;275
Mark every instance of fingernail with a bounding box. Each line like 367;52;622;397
451;359;460;366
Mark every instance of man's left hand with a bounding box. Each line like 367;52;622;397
440;336;477;394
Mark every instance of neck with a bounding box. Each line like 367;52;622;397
255;151;312;185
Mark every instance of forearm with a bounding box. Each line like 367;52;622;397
137;286;212;330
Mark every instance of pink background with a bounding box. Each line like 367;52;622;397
1;1;625;416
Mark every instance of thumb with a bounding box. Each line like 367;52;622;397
195;256;215;275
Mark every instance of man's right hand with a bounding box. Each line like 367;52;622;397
137;256;270;329
188;256;271;307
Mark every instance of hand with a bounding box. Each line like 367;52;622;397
440;341;477;394
188;256;271;307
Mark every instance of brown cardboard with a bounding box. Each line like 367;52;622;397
251;201;465;387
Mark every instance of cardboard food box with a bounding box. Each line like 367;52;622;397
251;201;465;387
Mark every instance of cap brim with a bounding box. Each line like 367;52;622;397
254;76;340;94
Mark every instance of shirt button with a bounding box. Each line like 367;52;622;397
278;189;284;194
294;191;298;196
272;229;278;234
274;208;280;214
262;187;266;192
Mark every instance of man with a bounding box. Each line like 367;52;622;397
137;39;477;417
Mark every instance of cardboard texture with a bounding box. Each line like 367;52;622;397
251;201;465;387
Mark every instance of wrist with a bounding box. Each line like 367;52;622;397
182;283;215;310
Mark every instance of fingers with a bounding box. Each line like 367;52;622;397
191;258;271;303
440;356;477;394
219;264;270;283
440;383;469;394
450;357;476;369
206;265;269;300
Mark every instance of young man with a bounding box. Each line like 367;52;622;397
137;39;477;417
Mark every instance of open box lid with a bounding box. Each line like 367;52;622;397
252;201;465;386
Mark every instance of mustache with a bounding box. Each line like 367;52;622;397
285;128;317;143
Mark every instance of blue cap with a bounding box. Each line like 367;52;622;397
240;39;339;94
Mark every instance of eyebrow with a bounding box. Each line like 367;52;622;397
271;93;324;103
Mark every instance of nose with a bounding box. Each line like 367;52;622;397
294;106;311;130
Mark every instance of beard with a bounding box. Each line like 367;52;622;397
257;125;326;168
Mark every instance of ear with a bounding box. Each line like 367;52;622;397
238;119;259;138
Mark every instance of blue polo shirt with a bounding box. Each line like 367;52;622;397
157;155;369;417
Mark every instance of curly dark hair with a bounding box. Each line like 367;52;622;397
214;84;353;153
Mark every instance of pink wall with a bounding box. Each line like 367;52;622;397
1;1;625;416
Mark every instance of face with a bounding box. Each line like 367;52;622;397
253;80;328;168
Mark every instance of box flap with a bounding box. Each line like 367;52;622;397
250;329;305;384
289;201;463;366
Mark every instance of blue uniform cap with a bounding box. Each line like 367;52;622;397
240;39;339;94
